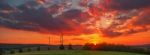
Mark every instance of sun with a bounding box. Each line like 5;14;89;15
88;34;103;45
90;37;101;45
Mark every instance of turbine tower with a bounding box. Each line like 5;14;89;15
60;33;64;45
59;32;65;50
48;35;51;50
49;36;51;45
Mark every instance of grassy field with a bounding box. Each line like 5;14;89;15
11;50;147;55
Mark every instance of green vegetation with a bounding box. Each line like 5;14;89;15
11;50;146;55
83;43;150;54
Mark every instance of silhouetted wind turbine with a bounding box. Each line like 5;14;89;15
59;32;65;50
49;36;51;45
60;32;64;45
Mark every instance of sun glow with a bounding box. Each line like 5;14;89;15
88;34;103;45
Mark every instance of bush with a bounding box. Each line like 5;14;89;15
83;43;92;50
0;49;4;55
83;43;150;54
68;44;73;50
0;53;2;55
0;51;2;55
37;47;41;51
59;45;65;50
18;48;23;53
27;48;31;52
48;47;51;50
10;49;15;54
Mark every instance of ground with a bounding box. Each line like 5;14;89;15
11;50;147;55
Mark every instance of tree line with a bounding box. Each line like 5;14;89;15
0;46;49;55
83;43;150;54
0;44;74;55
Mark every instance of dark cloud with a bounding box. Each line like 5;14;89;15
133;10;150;26
101;8;150;37
104;0;150;10
0;0;93;35
0;2;16;19
94;0;150;37
0;2;13;10
59;9;90;22
101;29;122;37
0;0;150;37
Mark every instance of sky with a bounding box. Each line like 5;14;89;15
0;0;150;45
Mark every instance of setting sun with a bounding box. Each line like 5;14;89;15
88;34;103;45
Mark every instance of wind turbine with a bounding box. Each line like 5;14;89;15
59;32;65;50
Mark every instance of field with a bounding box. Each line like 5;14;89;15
11;50;147;55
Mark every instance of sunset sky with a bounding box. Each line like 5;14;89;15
0;0;150;45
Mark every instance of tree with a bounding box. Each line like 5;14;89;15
18;48;23;53
48;47;51;50
82;43;93;50
0;49;3;55
10;49;15;54
27;48;31;52
37;46;41;51
59;44;65;50
68;44;73;50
